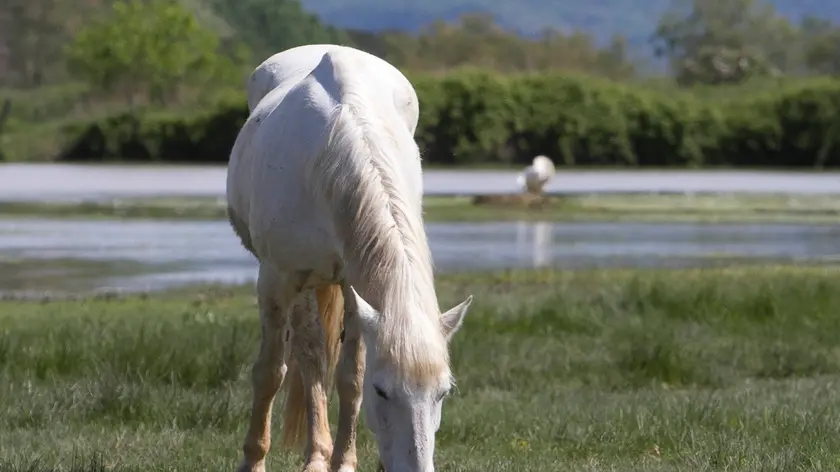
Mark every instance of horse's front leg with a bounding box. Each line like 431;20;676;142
238;266;293;472
330;285;366;472
291;290;334;472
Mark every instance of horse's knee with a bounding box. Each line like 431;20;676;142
243;434;271;463
250;356;287;397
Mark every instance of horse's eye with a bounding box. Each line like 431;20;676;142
374;385;389;400
436;390;449;402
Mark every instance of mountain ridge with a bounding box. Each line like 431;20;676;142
299;0;840;52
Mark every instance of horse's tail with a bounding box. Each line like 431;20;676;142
280;283;344;449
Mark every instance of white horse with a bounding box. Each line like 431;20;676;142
516;155;556;195
227;43;474;472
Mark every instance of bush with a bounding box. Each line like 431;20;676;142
59;97;246;162
55;72;840;167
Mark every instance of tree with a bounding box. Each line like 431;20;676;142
652;0;797;86
204;0;351;60
65;0;237;104
374;13;636;79
0;0;90;87
800;17;840;76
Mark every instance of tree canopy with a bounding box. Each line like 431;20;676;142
64;0;240;104
3;0;840;100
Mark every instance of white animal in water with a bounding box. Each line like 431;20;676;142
516;155;556;195
227;43;474;472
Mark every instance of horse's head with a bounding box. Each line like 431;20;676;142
349;288;473;472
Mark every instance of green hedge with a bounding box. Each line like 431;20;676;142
56;71;840;167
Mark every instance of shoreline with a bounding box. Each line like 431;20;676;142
0;192;837;224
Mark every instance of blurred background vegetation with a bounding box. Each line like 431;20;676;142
2;0;840;166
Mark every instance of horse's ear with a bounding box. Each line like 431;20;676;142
349;286;380;334
441;295;473;341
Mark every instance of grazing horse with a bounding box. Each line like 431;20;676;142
226;44;474;472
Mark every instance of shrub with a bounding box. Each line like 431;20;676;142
55;72;840;168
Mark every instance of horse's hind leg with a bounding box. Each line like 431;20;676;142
290;288;333;472
330;283;365;472
238;264;294;472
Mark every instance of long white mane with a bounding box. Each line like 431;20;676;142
305;53;448;381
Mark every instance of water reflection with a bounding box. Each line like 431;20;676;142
1;218;839;294
516;221;553;268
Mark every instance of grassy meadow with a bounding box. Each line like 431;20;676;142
3;266;840;471
2;192;840;224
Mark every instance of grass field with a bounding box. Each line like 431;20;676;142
2;192;840;224
3;266;840;471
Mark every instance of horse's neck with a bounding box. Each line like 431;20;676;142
315;81;436;318
340;181;437;317
346;232;437;315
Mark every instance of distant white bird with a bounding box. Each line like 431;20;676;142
516;155;556;195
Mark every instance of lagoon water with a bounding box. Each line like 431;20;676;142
2;165;840;201
1;218;839;295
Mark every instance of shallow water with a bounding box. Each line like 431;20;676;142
2;164;839;201
1;218;839;296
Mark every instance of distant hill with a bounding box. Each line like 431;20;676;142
299;0;840;55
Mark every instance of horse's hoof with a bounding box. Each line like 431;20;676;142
334;466;355;472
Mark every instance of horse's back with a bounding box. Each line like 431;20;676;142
228;45;418;278
246;44;337;112
247;44;419;134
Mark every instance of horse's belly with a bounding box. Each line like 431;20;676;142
249;196;343;279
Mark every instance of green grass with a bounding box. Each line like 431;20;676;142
0;197;230;220
2;192;839;224
427;193;840;223
4;265;840;470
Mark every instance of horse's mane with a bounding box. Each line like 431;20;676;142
304;52;448;382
